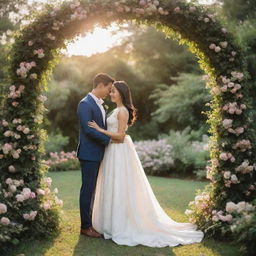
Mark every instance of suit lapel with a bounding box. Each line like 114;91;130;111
86;94;104;126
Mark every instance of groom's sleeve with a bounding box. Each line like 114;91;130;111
78;101;110;146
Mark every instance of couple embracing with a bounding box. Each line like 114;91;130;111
76;73;204;247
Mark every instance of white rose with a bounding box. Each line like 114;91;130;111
223;171;231;179
226;202;237;213
237;201;246;212
16;194;25;202
1;217;10;225
0;203;7;214
9;185;17;193
215;46;221;52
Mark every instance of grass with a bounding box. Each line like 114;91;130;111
10;170;240;256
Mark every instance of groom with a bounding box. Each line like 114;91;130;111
77;73;115;238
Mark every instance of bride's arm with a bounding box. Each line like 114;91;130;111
88;109;128;141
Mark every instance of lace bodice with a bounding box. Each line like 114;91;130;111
107;107;128;133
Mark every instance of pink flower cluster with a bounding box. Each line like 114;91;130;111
211;209;232;222
219;152;235;162
235;160;254;174
33;48;45;58
222;119;233;129
43;151;77;166
43;177;52;187
16;125;30;134
8;85;25;99
231;71;244;81
222;102;246;115
227;126;245;136
1;143;21;159
187;192;212;223
134;139;173;172
70;2;87;21
23;210;37;221
226;201;254;214
112;0;169;16
209;41;228;53
16;61;36;78
1;217;10;225
220;76;242;94
4;178;24;198
15;188;36;202
232;140;251;152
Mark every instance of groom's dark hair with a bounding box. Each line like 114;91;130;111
93;73;115;88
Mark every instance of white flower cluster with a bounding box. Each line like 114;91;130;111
223;171;239;187
47;33;56;41
4;178;24;197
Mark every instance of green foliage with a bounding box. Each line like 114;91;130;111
230;199;256;256
163;127;209;177
151;73;210;132
220;0;256;21
48;159;80;172
44;131;69;154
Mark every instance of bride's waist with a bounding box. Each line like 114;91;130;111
110;134;131;144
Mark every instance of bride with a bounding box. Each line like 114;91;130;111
88;81;204;247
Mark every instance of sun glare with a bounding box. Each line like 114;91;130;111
64;24;130;57
31;0;216;56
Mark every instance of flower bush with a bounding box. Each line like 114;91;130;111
135;139;174;175
42;151;80;172
0;0;255;252
165;129;210;178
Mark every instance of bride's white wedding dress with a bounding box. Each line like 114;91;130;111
92;107;204;247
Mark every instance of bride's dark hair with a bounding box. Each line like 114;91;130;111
113;81;137;126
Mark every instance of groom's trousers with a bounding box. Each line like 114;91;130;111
79;160;101;229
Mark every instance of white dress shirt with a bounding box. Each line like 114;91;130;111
89;93;106;125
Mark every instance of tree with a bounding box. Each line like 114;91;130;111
150;73;210;133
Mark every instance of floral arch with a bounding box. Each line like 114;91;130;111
0;0;255;251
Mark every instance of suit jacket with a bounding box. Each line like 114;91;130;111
76;94;110;161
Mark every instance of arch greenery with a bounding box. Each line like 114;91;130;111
0;0;255;252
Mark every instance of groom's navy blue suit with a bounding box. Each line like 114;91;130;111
77;94;110;229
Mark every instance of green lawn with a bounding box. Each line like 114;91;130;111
11;171;240;256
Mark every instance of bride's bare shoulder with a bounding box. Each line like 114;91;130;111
117;106;129;119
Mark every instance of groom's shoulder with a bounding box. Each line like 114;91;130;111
79;94;91;104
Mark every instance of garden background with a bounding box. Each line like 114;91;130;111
0;0;256;255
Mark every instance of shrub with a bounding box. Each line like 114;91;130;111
164;128;210;177
134;139;174;175
44;132;69;155
42;151;79;172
